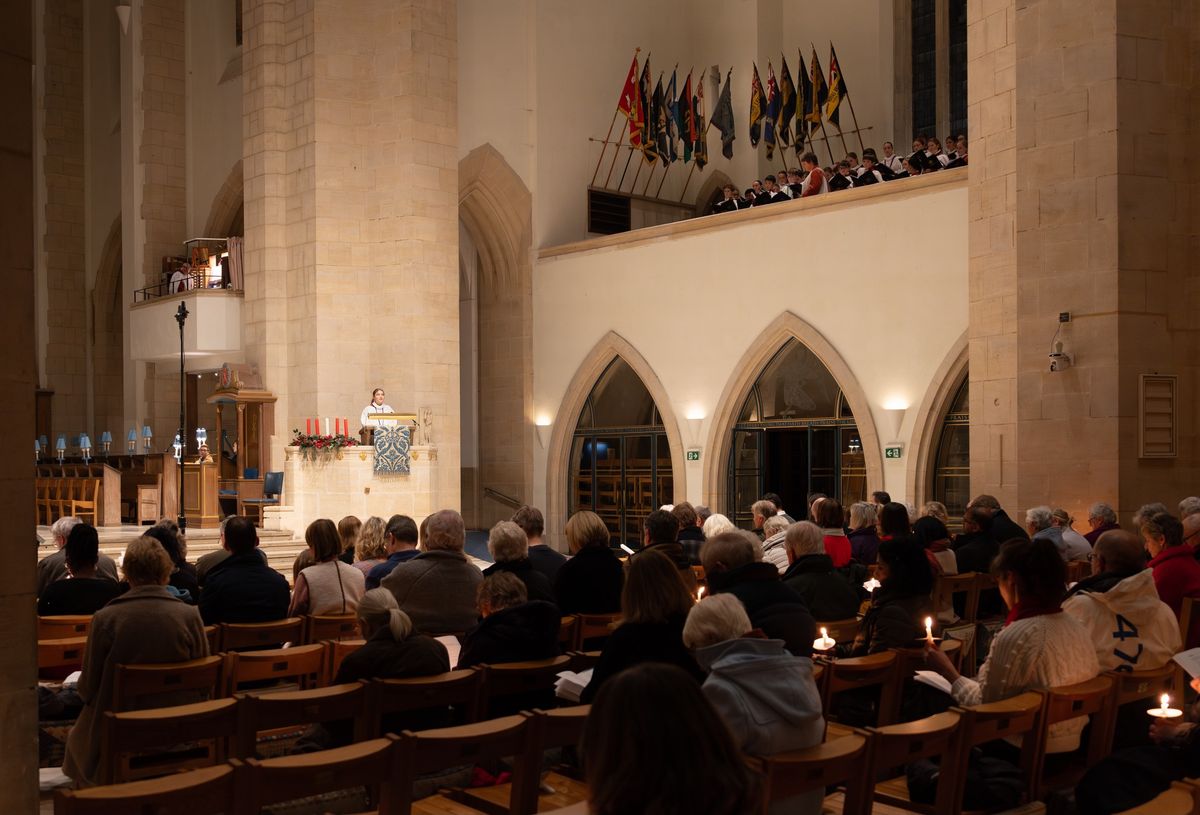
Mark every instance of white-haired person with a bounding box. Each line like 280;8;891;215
381;509;483;635
683;593;824;815
37;516;119;596
481;520;555;603
781;521;860;621
1084;502;1121;545
760;515;791;573
702;512;736;539
1026;505;1089;563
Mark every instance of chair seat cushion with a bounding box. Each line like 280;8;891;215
242;498;280;506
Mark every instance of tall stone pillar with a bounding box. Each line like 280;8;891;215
243;0;460;506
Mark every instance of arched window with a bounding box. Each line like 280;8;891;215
570;358;673;548
728;339;864;528
931;376;969;523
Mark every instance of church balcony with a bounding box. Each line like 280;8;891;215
129;284;244;371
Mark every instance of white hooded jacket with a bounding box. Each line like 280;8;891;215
1062;568;1182;672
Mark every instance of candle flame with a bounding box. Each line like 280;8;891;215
820;626;828;639
924;616;933;629
696;586;706;601
1162;693;1170;710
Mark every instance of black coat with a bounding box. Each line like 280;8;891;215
554;546;623;614
848;527;881;565
678;526;705;565
527;545;567;583
708;562;816;657
37;577;124;616
581;617;703;703
989;509;1030;545
952;530;998;574
481;558;556;604
332;629;451;739
852;589;932;656
457;600;561;669
829;173;854;191
782;554;861;621
198;549;291;626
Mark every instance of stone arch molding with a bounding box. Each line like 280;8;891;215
545;331;688;549
905;331;969;508
204;159;244;237
702;311;885;513
459;143;532;294
693;169;734;217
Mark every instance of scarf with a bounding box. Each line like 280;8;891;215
1004;600;1062;627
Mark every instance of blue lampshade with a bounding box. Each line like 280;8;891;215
127;428;137;442
80;434;91;449
142;425;152;438
196;427;208;444
55;435;66;451
35;438;40;452
39;435;48;447
100;431;112;444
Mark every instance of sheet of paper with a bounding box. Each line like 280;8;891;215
913;670;953;695
436;635;462;669
1172;647;1200;679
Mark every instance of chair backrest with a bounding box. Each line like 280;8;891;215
1179;596;1197;649
566;649;601;673
573;613;621;649
750;733;869;815
39;615;93;640
557;615;580;651
1035;675;1117;792
864;711;963;812
39;636;88;672
328;638;366;683
366;669;485;737
224;643;326;694
815;617;860;645
892;639;963;687
218;616;304;652
242;467;260;479
933;572;980;622
1106;663;1184;709
513;706;591;814
112;655;224;712
395;716;531;813
482;655;572;714
821;650;900;726
203;625;220;653
262;471;284;497
54;763;239;815
948;692;1044;812
235;682;369;758
98;698;239;784
304;612;360;644
1117;782;1200;815
1065;560;1091;584
244;736;398;814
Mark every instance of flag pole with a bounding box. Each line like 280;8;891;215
654;160;673;198
833;123;850;156
603;128;627;188
816;118;837;166
595;48;640;187
629;154;645;193
641;159;659;197
678;117;712;203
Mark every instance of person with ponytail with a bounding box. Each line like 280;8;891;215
333;588;450;685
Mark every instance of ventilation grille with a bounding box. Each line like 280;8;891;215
587;189;631;235
1139;374;1177;458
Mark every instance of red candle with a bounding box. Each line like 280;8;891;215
336;418;342;435
306;419;312;435
343;417;348;435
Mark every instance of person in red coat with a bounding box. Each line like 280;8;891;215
1143;512;1200;647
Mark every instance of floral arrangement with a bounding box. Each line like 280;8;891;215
290;430;357;452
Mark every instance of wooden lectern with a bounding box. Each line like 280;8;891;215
358;413;417;446
182;460;221;528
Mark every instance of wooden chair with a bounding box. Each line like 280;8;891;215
243;736;400;815
218;616;304;652
39;636;88;673
112;655;225;712
241;470;283;526
1106;663;1185;712
1179;597;1197;652
566;649;601;673
1066;560;1091;584
235;681;369;758
394;715;532;815
932;572;979;623
482;655;572;717
54;763;239;815
557;615;580;651
327;637;366;684
748;733;869;815
1034;675;1117;796
1115;781;1200;815
863;711;964;814
203;624;220;653
304;612;360;643
38;615;93;640
366;669;485;737
223;642;326;694
816;617;861;645
67;477;101;524
820;650;900;727
98;697;239;784
572;613;621;649
946;692;1045;814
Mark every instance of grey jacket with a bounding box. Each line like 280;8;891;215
380;548;483;635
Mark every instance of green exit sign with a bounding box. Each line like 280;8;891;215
885;445;904;459
686;449;701;461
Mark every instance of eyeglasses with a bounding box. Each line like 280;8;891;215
1186;530;1200;545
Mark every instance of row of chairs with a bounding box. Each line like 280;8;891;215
36;477;101;526
39;613;362;652
61;705;589;815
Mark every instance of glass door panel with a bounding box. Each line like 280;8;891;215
655;433;672;507
730;430;763;529
570;436;592;516
623;434;654;546
809;427;837;499
592;436;623;546
839;426;867;506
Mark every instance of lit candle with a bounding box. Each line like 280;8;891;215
696;586;706;601
863;577;881;593
924;616;934;645
1149;693;1184;719
812;626;836;652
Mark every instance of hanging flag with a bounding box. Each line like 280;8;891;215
665;70;681;164
797;49;813;140
693;71;709;169
808;47;829;129
616;54;643;149
710;69;735;160
748;63;765;147
763;62;779;160
677;70;695;163
777;55;796;149
652;75;671;167
825;43;848;127
638;59;657;164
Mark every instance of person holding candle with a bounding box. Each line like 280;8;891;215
851;535;934;657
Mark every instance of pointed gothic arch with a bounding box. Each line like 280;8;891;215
545;331;687;549
906;331;969;514
204;159;245;237
693;169;734;217
703;311;884;515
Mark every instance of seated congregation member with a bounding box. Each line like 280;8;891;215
847;501;882;565
702;512;736;538
881;141;904;174
581;549;704;703
1084;502;1121;545
782;521;861;621
968;494;1029;543
382;509;482;635
289;518;366;616
672;501;706;565
511;504;565;582
762;492;796;523
799;152;828;196
38;523;124;616
876;500;912;541
828;160;856;191
816;498;852;567
1026;505;1089;562
580;663;754;815
702;530;816;658
143;524;198;603
1052;507;1093;558
683;594;824;815
350;515;388;578
195;517;264;586
631;509;696;592
291;514;360;578
871;490;892;506
457;572;559;669
923;538;1100;755
755;174;789;204
953;506;999;574
1134;502;1170;529
554;510;623;614
37;516;118;595
751;499;777;540
365;514;420;590
913;514;957;576
1143;512;1200;645
481;520;555;603
760;515;790;573
63;536;209;786
851;536;934;655
922;501;950;525
855;152;883;185
1063;530;1180;671
199;516;290;625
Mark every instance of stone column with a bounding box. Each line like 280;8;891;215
1;0;40;808
243;0;460;505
